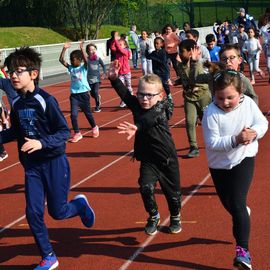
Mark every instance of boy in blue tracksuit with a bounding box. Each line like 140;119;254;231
0;47;95;270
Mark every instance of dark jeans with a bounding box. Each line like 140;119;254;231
138;160;181;217
210;157;255;249
70;92;96;133
158;73;171;96
0;144;5;153
89;82;101;108
167;53;179;77
131;49;138;68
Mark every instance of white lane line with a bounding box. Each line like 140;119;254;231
0;116;184;234
117;109;270;269
118;173;211;270
0;150;133;234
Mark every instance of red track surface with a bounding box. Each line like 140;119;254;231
0;66;269;270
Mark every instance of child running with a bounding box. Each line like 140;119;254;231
0;46;95;270
110;32;133;108
108;61;182;235
139;30;154;75
202;69;268;270
190;43;259;105
145;37;171;98
242;27;264;85
82;43;106;112
0;68;9;161
174;39;212;158
59;42;99;142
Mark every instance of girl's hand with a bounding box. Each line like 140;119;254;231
236;128;257;145
79;40;85;49
21;137;42;154
108;60;121;80
64;42;71;49
117;121;137;140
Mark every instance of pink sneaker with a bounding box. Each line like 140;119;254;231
258;70;265;78
69;132;83;143
92;126;99;138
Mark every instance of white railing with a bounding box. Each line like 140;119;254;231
0;26;213;80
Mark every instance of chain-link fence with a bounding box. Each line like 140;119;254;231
107;1;269;31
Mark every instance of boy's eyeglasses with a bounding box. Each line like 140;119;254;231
7;68;33;77
220;55;238;62
137;92;161;100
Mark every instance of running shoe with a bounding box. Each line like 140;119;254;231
73;194;95;228
69;132;83;143
169;214;182;234
94;107;101;113
233;246;252;270
0;151;8;162
92;125;99;138
119;101;126;108
187;147;199;158
34;253;59;270
144;214;160;235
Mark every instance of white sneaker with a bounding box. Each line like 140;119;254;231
119;101;126;108
0;151;8;162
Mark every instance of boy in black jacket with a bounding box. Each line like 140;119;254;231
0;47;95;270
109;61;182;235
145;37;172;98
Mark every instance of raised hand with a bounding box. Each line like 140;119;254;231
108;60;121;80
64;42;71;49
190;45;201;61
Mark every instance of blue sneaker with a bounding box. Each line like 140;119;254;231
233;246;252;270
73;194;95;228
34;253;59;270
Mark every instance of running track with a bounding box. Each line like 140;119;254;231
0;66;269;270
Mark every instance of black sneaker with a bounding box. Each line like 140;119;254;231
187;147;199;158
0;151;8;162
94;107;101;112
169;214;182;234
144;215;160;235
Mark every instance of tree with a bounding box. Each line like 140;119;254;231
171;0;195;27
62;0;119;39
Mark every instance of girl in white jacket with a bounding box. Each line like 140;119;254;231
202;69;268;270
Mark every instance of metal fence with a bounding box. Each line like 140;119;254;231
0;39;111;80
0;26;214;80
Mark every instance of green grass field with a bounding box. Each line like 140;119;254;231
0;27;69;48
0;25;130;49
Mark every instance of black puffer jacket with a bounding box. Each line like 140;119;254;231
110;78;178;166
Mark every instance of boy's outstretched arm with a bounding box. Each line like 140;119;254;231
59;42;70;68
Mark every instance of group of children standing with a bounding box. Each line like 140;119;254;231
0;19;269;270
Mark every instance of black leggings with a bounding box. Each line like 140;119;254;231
210;157;255;249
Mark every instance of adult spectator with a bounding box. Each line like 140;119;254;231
128;25;140;69
179;22;191;41
234;8;258;33
106;31;118;62
162;23;181;77
258;7;270;29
